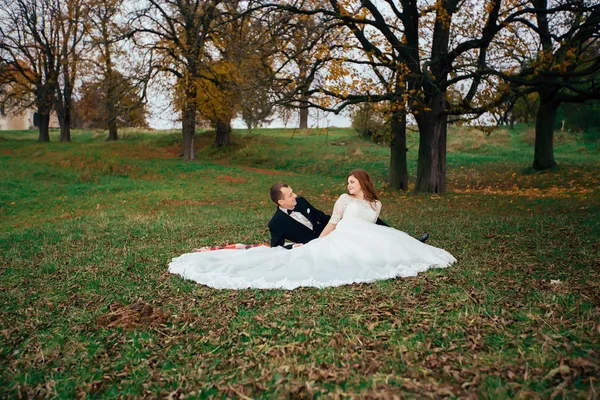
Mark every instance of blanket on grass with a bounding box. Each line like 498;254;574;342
193;243;270;252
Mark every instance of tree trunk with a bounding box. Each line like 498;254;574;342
181;86;197;160
107;119;118;141
57;74;73;142
105;45;119;141
214;119;231;147
414;104;448;194
412;2;452;194
105;71;118;141
57;105;71;142
36;89;52;142
59;116;71;142
297;63;313;130
532;96;558;170
389;110;408;191
299;95;309;129
59;87;72;142
38;112;50;142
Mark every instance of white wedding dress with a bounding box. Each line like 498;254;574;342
168;194;456;290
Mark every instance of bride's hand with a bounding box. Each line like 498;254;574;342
319;222;336;238
292;243;304;248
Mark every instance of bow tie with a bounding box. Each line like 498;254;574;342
286;209;294;215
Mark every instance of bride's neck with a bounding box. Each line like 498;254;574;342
352;192;365;200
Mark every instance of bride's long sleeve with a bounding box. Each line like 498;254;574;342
329;194;349;224
318;195;348;238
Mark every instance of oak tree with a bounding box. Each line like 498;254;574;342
493;0;600;170
0;0;62;141
268;0;517;193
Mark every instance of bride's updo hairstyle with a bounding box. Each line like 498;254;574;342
347;169;379;203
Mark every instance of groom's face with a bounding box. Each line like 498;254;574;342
278;187;297;209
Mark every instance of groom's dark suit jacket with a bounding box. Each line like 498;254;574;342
268;196;388;249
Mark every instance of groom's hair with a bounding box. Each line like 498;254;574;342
270;183;289;204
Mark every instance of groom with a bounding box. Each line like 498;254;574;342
268;183;428;249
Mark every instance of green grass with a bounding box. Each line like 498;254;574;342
1;125;599;398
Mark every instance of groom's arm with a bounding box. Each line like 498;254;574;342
269;226;285;248
301;197;331;225
269;226;294;250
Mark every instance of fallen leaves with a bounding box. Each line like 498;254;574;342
158;200;218;207
216;175;247;184
545;365;571;381
2;129;600;398
95;301;169;329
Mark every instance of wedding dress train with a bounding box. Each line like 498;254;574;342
168;195;456;290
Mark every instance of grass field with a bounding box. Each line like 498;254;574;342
1;125;599;398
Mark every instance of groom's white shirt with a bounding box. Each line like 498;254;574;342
279;206;314;231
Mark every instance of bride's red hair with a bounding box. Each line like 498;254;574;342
347;169;379;203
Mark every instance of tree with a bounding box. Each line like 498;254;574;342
0;62;36;121
272;12;345;131
54;0;88;142
351;102;389;143
556;100;600;133
268;0;518;193
505;93;539;127
0;0;88;142
494;1;600;170
73;72;149;129
0;0;62;141
239;84;275;133
87;0;149;140
202;6;276;146
187;60;239;147
131;0;226;160
181;3;285;146
87;0;125;140
286;16;328;129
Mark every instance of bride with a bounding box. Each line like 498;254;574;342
168;169;456;290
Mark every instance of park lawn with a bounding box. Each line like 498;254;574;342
0;126;599;398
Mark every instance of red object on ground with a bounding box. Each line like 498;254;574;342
193;243;270;252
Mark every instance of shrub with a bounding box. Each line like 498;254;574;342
350;103;390;144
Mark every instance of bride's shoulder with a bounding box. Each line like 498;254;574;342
334;194;351;208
